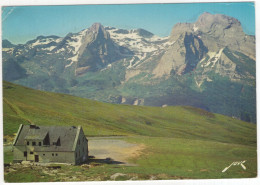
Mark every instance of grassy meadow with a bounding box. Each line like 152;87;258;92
3;81;257;181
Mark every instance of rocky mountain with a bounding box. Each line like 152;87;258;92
2;12;256;123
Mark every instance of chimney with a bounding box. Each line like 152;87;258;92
30;124;37;129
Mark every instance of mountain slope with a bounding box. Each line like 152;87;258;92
74;23;133;75
2;12;256;123
3;81;256;146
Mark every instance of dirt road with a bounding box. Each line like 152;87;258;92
88;137;145;165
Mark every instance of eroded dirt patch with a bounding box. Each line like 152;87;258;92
88;137;145;165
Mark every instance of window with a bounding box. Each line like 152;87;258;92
30;151;33;154
24;152;27;157
32;142;36;146
39;142;41;146
27;141;29;145
52;153;54;156
43;154;45;156
56;153;58;156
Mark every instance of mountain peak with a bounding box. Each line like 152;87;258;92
134;28;154;38
196;12;241;30
89;22;105;33
88;22;110;39
198;12;212;17
2;39;15;48
90;23;102;31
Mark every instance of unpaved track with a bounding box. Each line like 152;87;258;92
88;137;145;165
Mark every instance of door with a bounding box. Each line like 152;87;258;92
35;155;39;162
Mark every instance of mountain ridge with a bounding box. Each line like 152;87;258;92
2;12;256;123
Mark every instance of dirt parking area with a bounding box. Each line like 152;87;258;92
88;137;145;165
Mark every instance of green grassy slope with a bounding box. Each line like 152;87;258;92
3;81;256;146
3;81;257;180
125;136;257;179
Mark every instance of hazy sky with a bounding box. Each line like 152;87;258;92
2;2;255;44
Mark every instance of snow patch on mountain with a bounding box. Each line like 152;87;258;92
67;29;88;54
107;27;171;70
193;24;199;32
200;48;224;68
31;38;55;47
66;29;88;63
65;60;74;68
211;48;224;67
107;27;168;53
100;64;112;72
195;78;203;88
162;40;175;47
15;50;23;56
127;57;136;69
55;48;65;53
41;46;56;51
67;55;78;64
2;48;14;54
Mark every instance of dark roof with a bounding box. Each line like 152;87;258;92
24;128;48;140
14;125;81;152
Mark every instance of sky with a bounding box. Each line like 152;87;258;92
1;2;255;44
